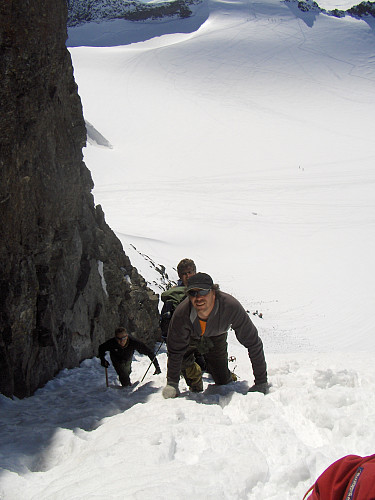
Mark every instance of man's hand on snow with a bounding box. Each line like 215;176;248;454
162;383;179;399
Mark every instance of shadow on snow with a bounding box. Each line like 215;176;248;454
0;359;159;476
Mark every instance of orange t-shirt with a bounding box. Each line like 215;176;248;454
199;319;207;336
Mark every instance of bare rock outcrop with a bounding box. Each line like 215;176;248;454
0;0;159;398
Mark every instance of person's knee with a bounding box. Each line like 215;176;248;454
185;362;202;382
205;357;231;385
213;370;232;385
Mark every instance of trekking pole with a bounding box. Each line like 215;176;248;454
141;341;164;383
105;366;109;387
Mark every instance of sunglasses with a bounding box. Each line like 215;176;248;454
187;288;211;297
116;336;128;342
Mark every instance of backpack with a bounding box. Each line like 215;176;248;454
160;286;186;338
303;454;375;500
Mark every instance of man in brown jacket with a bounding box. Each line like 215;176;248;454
162;272;269;398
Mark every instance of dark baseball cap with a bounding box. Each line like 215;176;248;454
186;272;213;292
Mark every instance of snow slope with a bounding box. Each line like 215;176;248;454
1;0;375;498
68;0;375;352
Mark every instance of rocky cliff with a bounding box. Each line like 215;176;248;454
67;0;197;26
0;0;160;399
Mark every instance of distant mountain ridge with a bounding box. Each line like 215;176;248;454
287;0;375;18
67;0;375;26
67;0;201;26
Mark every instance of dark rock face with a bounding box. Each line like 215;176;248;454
0;1;160;398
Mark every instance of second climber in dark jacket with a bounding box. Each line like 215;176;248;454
98;327;161;386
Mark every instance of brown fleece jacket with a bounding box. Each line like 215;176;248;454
166;291;267;386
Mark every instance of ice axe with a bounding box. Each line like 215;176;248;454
141;341;164;382
228;355;240;379
105;366;109;387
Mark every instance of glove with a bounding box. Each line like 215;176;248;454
153;366;161;375
162;382;179;399
248;382;270;395
100;358;110;368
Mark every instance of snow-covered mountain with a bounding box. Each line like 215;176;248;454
67;0;375;28
1;0;375;498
